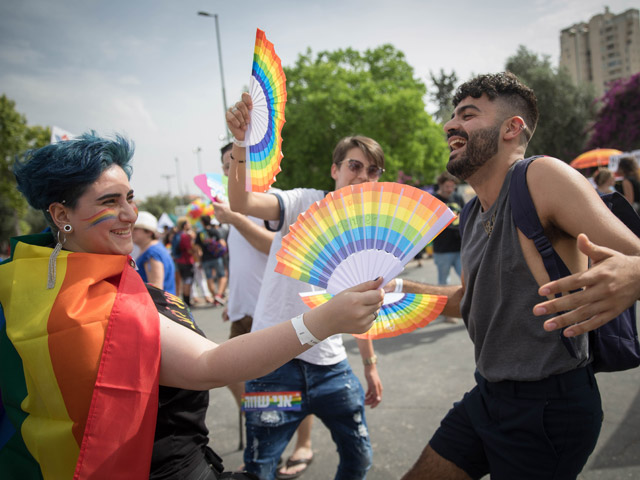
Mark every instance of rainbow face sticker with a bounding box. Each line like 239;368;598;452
82;208;118;228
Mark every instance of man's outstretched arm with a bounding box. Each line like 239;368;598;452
534;233;640;336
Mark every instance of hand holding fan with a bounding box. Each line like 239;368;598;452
300;290;447;339
275;182;456;294
244;28;287;193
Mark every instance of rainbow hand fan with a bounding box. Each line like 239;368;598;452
300;290;447;339
275;182;455;294
245;28;287;193
194;173;228;203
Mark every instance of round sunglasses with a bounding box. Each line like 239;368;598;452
339;159;385;179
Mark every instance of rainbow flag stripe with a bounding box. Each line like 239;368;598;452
0;234;161;479
241;391;302;412
300;291;447;340
245;28;287;192
275;182;455;294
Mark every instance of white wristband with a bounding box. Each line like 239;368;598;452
232;137;247;147
291;314;321;346
394;278;403;293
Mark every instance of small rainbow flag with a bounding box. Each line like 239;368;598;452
300;291;447;340
245;28;287;192
242;391;302;412
0;234;161;479
194;172;228;203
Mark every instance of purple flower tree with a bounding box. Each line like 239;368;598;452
588;73;640;151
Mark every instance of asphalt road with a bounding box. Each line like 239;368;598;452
193;257;640;479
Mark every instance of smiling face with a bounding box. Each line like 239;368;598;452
444;94;503;181
53;165;138;255
331;147;380;190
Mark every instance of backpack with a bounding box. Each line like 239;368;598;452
171;232;183;259
202;229;227;259
460;156;640;373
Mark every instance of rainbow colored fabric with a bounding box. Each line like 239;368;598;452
0;234;161;479
245;28;287;192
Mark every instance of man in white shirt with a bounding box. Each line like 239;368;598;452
226;93;385;480
212;142;275;408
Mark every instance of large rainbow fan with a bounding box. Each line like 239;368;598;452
275;182;456;294
245;28;287;193
300;291;447;339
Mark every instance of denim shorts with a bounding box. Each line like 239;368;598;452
430;366;603;479
201;258;225;279
243;359;372;480
433;251;462;285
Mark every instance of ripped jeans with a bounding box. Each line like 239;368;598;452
243;359;372;480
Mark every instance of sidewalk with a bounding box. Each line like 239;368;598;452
194;257;640;479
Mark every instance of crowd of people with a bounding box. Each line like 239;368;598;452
1;70;640;480
150;212;231;307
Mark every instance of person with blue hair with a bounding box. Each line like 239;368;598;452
15;131;134;234
1;132;384;480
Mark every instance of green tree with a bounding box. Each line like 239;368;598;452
429;69;458;125
0;95;50;249
278;44;448;190
587;73;640;151
506;46;596;161
137;193;190;219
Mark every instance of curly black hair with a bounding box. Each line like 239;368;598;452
453;72;538;142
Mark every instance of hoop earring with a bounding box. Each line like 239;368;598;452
47;229;68;289
63;224;73;233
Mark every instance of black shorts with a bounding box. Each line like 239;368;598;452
430;366;603;479
177;263;194;284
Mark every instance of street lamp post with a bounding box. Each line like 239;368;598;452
194;146;203;174
175;157;183;197
161;173;175;194
197;11;231;140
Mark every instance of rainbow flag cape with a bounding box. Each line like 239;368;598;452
0;234;161;479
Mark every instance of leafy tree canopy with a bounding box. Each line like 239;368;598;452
277;44;449;190
136;193;192;220
587;73;640;152
429;69;458;125
506;46;596;162
0;95;50;248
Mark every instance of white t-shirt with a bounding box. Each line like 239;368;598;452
251;188;347;366
227;216;269;322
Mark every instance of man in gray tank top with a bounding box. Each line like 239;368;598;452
394;72;640;480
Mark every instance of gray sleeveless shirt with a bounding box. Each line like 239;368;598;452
461;163;589;382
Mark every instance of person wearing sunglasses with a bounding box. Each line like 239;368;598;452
225;92;385;480
337;158;385;180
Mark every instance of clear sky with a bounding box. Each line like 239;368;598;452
1;0;637;199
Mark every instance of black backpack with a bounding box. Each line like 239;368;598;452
460;156;640;373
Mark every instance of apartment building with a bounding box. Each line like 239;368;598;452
560;7;640;97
